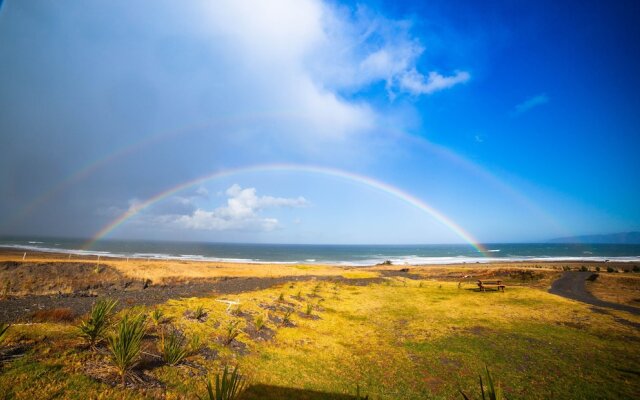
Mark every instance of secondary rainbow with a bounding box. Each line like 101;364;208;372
84;164;488;255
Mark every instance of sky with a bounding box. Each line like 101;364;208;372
0;0;639;245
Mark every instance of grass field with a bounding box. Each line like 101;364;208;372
1;274;639;399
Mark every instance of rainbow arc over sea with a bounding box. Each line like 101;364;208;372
85;163;488;255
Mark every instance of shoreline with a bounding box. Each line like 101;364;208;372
2;244;639;267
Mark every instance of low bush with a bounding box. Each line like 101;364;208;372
607;266;616;273
32;308;75;323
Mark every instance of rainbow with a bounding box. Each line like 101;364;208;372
3;112;299;230
84;164;488;254
6;114;564;241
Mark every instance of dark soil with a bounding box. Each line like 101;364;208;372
0;261;382;323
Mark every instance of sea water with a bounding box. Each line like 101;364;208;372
1;237;639;266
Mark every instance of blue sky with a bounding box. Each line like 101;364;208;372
0;0;638;244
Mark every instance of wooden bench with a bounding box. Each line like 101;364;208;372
477;279;506;292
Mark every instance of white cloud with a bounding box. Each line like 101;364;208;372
398;70;470;95
307;4;470;98
174;184;308;231
513;93;549;116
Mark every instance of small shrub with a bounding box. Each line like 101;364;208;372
580;265;589;272
296;290;302;298
160;328;189;366
562;265;571;271
595;266;601;272
460;366;505;400
379;260;392;266
200;365;246;400
79;299;118;348
305;303;313;316
108;312;147;386
607;266;616;273
254;314;265;331
586;273;599;282
32;308;75;323
0;323;9;346
633;265;640;273
224;320;241;345
278;293;285;302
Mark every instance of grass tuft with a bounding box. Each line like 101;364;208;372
0;323;9;346
151;308;166;327
160;327;189;366
254;313;265;331
190;333;202;354
193;305;208;321
78;298;118;348
224;320;241;345
108;312;147;386
282;307;294;326
200;365;246;400
460;366;506;400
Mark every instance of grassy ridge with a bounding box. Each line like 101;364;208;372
1;278;639;399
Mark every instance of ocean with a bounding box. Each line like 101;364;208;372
1;237;640;266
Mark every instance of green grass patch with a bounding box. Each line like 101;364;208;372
1;280;638;399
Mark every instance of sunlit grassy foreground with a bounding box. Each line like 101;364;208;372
1;278;639;399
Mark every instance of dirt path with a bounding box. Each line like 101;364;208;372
549;271;640;316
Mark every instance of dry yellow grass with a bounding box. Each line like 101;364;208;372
0;250;350;283
587;273;640;306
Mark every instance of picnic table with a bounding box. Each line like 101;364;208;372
477;279;506;292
